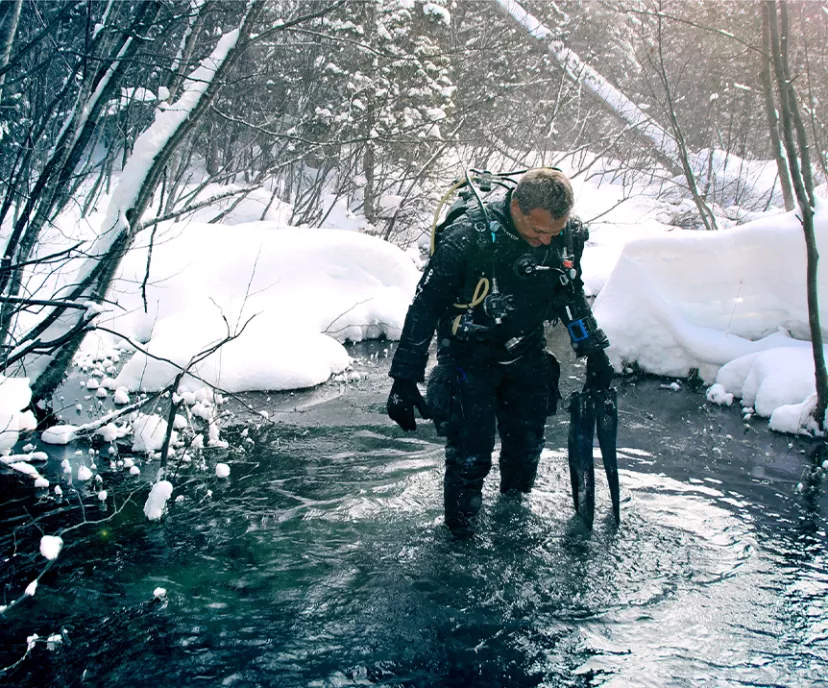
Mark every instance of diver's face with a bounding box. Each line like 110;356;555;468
510;200;568;247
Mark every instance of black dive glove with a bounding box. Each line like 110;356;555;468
584;349;614;391
387;378;430;431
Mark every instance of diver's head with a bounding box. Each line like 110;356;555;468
510;169;573;247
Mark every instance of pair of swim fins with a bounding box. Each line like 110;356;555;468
567;388;620;527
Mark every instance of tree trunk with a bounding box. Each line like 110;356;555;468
361;0;377;225
363;142;376;224
766;0;828;428
778;1;815;208
761;6;794;211
0;0;22;104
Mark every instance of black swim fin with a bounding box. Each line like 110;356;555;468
568;390;595;528
595;388;620;525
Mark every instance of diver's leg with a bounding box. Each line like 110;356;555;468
497;355;548;494
443;367;497;535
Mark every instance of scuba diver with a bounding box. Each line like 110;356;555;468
386;168;617;536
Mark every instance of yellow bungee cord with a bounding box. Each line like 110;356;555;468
428;179;492;318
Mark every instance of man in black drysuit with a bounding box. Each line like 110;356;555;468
386;169;613;536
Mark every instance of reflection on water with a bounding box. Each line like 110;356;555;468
1;384;828;687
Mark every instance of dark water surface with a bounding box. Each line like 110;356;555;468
1;340;827;687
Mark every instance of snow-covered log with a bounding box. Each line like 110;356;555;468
21;2;266;400
494;0;683;175
0;2;161;342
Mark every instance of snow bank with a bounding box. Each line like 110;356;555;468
4;460;45;483
0;376;32;453
686;149;784;210
104;223;419;393
597;204;826;378
596;201;828;432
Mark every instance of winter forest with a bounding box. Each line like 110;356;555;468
2;0;828;685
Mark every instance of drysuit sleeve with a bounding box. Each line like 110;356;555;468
389;227;469;382
553;218;609;358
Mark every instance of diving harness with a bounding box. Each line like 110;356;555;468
430;167;606;356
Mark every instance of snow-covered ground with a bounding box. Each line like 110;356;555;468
562;155;828;436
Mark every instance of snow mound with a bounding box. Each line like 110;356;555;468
769;396;821;435
96;423;129;442
41;425;79;445
705;383;733;407
101;223;419;394
597;204;827;375
712;345;826;435
77;466;93;481
716;346;818;417
596;208;827;384
115;313;351;393
594;201;828;433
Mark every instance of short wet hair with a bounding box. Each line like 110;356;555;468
513;168;574;219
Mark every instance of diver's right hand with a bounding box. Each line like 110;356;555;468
387;378;430;431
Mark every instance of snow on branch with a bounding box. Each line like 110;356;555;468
96;27;244;255
494;0;682;174
20;4;265;399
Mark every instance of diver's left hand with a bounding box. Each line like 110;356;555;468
584;349;613;391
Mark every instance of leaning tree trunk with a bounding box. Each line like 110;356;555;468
0;1;162;348
494;0;683;176
27;2;267;401
0;0;22;104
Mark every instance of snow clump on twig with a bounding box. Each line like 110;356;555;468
143;480;174;521
39;535;63;561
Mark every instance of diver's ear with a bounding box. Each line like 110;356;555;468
510;199;523;226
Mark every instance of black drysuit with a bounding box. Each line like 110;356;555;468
389;194;596;531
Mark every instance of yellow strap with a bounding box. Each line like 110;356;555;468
451;278;490;334
453;277;489;309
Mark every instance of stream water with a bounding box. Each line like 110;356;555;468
1;341;827;687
